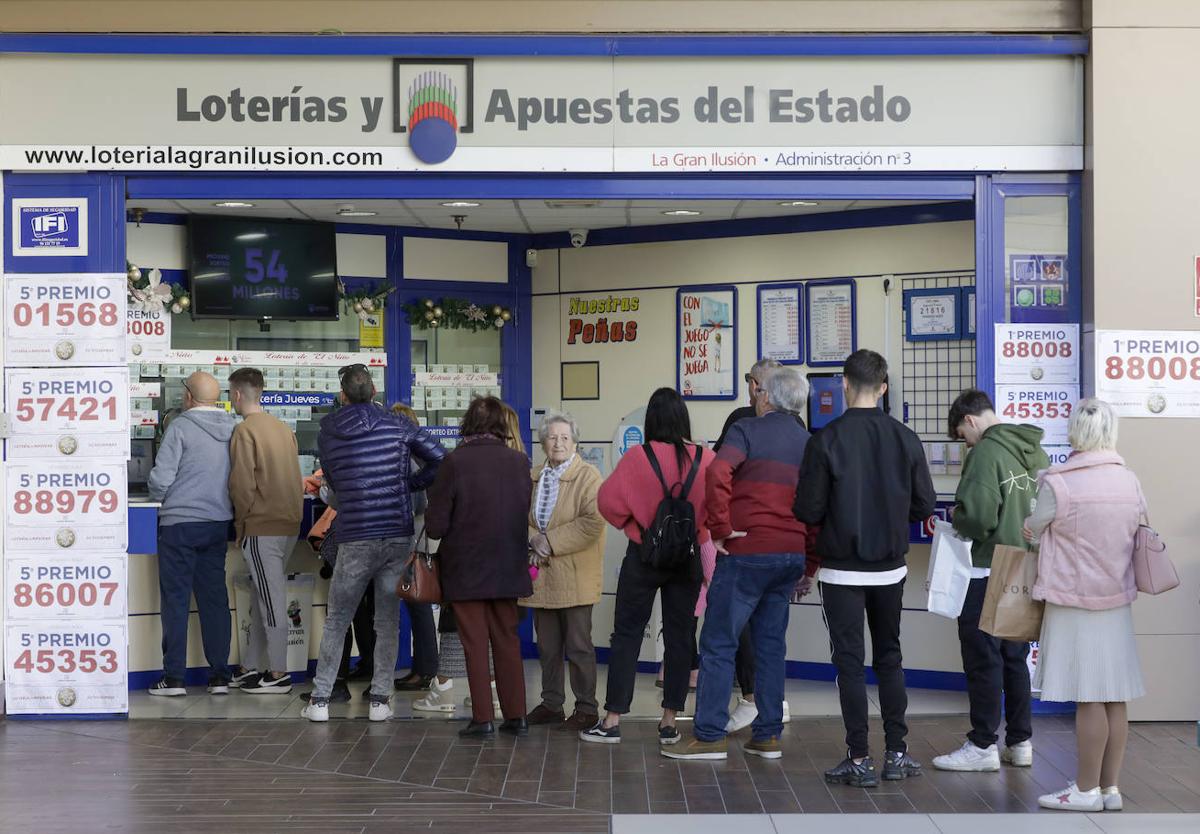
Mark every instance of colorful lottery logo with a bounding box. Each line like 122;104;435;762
407;71;460;164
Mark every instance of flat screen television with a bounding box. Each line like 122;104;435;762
188;215;339;320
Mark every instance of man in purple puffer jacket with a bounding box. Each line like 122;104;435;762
302;364;444;722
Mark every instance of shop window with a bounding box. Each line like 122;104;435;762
1003;196;1070;324
409;321;503;450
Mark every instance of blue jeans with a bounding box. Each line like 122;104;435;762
694;553;807;742
158;521;231;682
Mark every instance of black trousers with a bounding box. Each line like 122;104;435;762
958;577;1032;748
605;544;700;714
821;579;908;759
692;620;756;696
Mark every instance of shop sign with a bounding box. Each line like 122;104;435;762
3;367;131;460
995;384;1078;446
993;324;1079;384
0;55;1082;173
4;460;128;552
4;623;128;715
9;198;88;257
1095;330;1200;417
358;311;384;348
3;273;127;367
4;554;127;621
261;391;337;407
566;295;640;345
165;349;386;367
126;306;172;361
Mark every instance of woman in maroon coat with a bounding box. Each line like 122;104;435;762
425;396;533;737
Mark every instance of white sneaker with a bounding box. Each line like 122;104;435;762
1102;787;1123;811
369;697;393;722
1038;783;1103;812
413;677;456;713
932;741;1001;772
726;698;758;733
1001;740;1033;767
463;681;501;712
301;700;329;722
782;700;791;724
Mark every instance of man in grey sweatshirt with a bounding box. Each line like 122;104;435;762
147;371;237;697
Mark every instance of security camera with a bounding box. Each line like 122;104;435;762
568;228;588;248
525;248;538;268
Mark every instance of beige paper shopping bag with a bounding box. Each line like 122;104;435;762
978;544;1043;642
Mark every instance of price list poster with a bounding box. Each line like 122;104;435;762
3;273;130;716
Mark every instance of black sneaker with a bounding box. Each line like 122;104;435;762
883;750;922;781
207;678;231;695
658;724;681;746
148;678;186;697
825;755;879;787
242;672;293;695
229;668;259;689
579;720;621;744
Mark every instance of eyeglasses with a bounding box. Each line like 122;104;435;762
338;363;367;377
745;373;760;385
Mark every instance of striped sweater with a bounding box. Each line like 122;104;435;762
705;410;819;567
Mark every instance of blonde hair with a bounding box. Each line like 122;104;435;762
391;402;418;424
1068;398;1119;452
501;403;526;455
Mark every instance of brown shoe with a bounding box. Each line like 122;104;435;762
562;710;600;732
527;704;566;725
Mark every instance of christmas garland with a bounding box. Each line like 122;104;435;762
126;262;192;314
339;280;395;322
401;297;514;331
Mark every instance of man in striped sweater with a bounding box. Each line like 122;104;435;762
663;366;818;762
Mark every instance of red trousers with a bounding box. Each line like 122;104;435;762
452;598;527;722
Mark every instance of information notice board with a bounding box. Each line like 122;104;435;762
677;285;737;399
756;283;804;364
806;279;857;367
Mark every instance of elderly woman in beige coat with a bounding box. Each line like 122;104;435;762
522;411;606;731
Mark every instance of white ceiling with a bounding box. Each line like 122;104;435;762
127;198;953;236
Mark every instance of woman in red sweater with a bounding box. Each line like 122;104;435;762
582;387;711;746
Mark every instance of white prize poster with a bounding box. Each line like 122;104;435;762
4;460;128;552
994;324;1079;384
1095;330;1200;417
678;287;735;398
4;366;130;459
807;281;856;365
4;554;127;621
908;291;959;338
126;305;172;361
995;384;1079;446
4;622;128;715
3;273;127;367
758;285;802;362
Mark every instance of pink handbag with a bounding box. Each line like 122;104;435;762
1132;516;1178;595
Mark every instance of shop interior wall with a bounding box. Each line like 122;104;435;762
0;1;1083;34
1087;0;1200;720
532;218;977;677
124;220;514;676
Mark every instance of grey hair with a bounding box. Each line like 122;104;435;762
538;410;580;444
763;366;809;416
1068;398;1119;452
750;357;783;378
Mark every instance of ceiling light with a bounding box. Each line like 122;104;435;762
544;199;604;209
213;201;255;208
440;201;480;208
778;200;819;207
662;209;702;217
336;206;378;217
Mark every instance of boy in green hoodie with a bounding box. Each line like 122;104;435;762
933;389;1049;773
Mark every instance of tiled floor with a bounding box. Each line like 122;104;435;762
3;667;1197;832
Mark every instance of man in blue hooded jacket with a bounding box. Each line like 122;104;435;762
303;364;445;722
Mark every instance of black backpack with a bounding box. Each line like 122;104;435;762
637;444;703;572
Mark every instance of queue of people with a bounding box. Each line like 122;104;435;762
145;353;1152;812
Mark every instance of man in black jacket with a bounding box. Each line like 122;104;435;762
794;349;936;787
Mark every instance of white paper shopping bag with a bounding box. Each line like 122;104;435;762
926;519;974;619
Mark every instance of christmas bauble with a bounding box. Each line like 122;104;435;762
494;317;506;328
492;305;503;316
171;303;183;314
500;310;512;321
179;296;191;310
432;306;443;317
423;298;435;308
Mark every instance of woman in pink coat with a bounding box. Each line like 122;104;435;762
1023;399;1146;813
